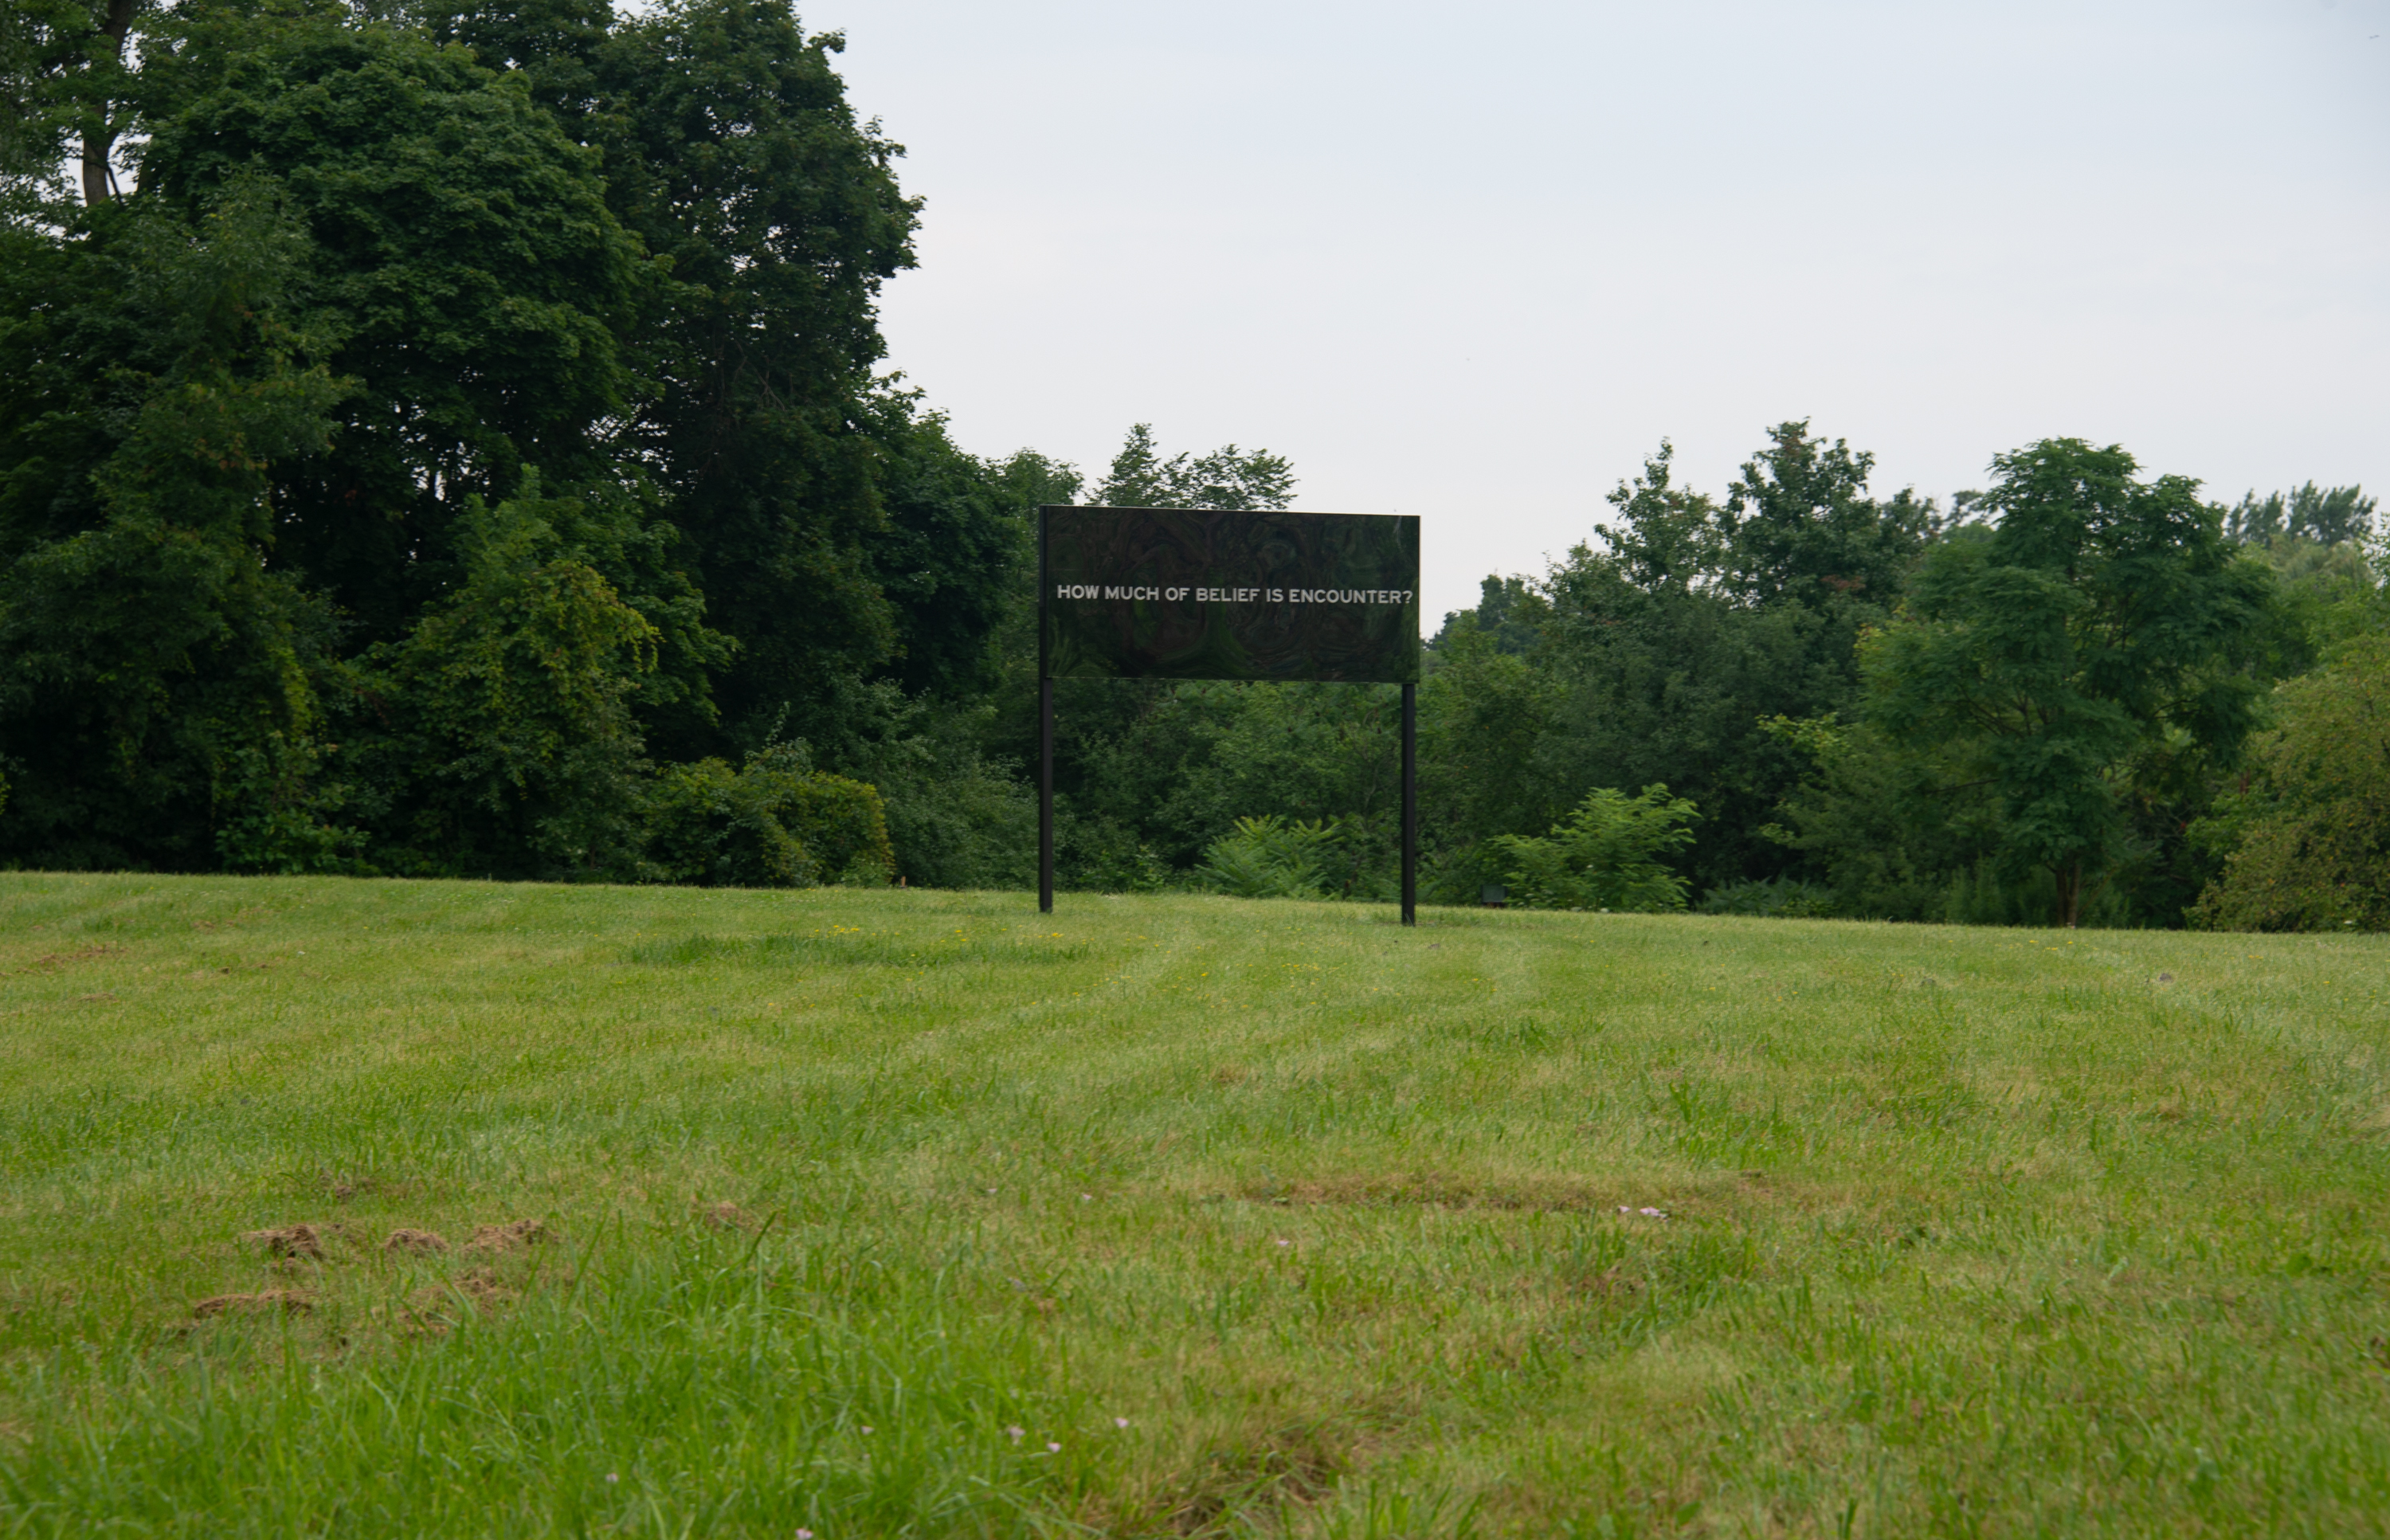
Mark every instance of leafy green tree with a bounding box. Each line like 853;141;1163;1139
578;0;920;750
1720;421;1936;608
0;178;349;871
1430;574;1546;655
864;402;1037;701
2;0;1052;889
138;8;658;643
2192;633;2390;932
1417;621;1561;895
1491;785;1699;912
2227;483;2376;547
643;743;893;888
1091;423;1295;510
1759;713;2023;923
0;0;151;204
1863;440;2277;927
336;480;659;878
1530;427;1925;893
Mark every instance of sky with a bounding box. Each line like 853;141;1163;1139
797;0;2390;619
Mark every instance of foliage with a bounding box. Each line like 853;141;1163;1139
0;178;350;872
1091;422;1295;510
1862;440;2276;926
811;679;1030;891
336;480;658;880
1491;784;1698;912
1524;428;1930;894
0;0;1047;889
1762;713;2006;922
641;745;891;889
570;0;920;750
1416;621;1561;898
1698;876;1833;918
140;8;656;640
2192;633;2390;931
1429;574;1544;655
2226;482;2376;547
1194;814;1340;899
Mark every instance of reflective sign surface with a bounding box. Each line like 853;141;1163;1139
1040;506;1420;683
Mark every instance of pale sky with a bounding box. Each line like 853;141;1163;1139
800;0;2390;618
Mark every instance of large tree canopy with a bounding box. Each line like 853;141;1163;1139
0;0;1022;883
1862;440;2276;926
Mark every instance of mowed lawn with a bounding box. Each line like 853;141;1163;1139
1;876;2387;1538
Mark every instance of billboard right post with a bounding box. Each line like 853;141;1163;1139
1401;680;1416;927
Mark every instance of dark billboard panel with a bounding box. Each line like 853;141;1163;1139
1039;506;1420;683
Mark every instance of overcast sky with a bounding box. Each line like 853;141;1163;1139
798;0;2389;617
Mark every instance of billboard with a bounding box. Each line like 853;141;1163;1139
1039;505;1421;684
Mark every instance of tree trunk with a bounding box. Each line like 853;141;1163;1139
2056;860;2080;929
78;0;141;205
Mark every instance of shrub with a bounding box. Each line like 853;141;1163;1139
1492;785;1698;912
642;746;893;888
1196;815;1340;899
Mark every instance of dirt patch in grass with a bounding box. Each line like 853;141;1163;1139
319;1171;409;1203
400;1266;521;1335
12;943;124;976
698;1201;750;1231
382;1228;447;1256
1240;1171;1612;1212
243;1224;325;1259
193;1290;311;1319
464;1218;548;1254
409;1267;516;1318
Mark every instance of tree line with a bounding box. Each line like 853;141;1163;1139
3;0;2380;929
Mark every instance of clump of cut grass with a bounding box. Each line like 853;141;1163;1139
1;874;2387;1535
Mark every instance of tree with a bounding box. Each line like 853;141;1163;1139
1529;428;1926;894
1091;423;1295;511
1864;439;2276;927
138;9;656;645
2226;483;2376;547
2192;633;2390;932
1429;574;1545;656
864;401;1036;701
1720;420;1934;609
578;0;921;753
0;0;151;205
0;178;349;871
1417;620;1561;895
336;479;659;879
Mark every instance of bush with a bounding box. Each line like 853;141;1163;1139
1491;785;1698;912
1196;815;1340;899
641;746;892;888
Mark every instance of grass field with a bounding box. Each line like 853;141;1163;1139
1;873;2387;1538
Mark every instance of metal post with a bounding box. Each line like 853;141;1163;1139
1401;681;1416;927
1039;683;1054;915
